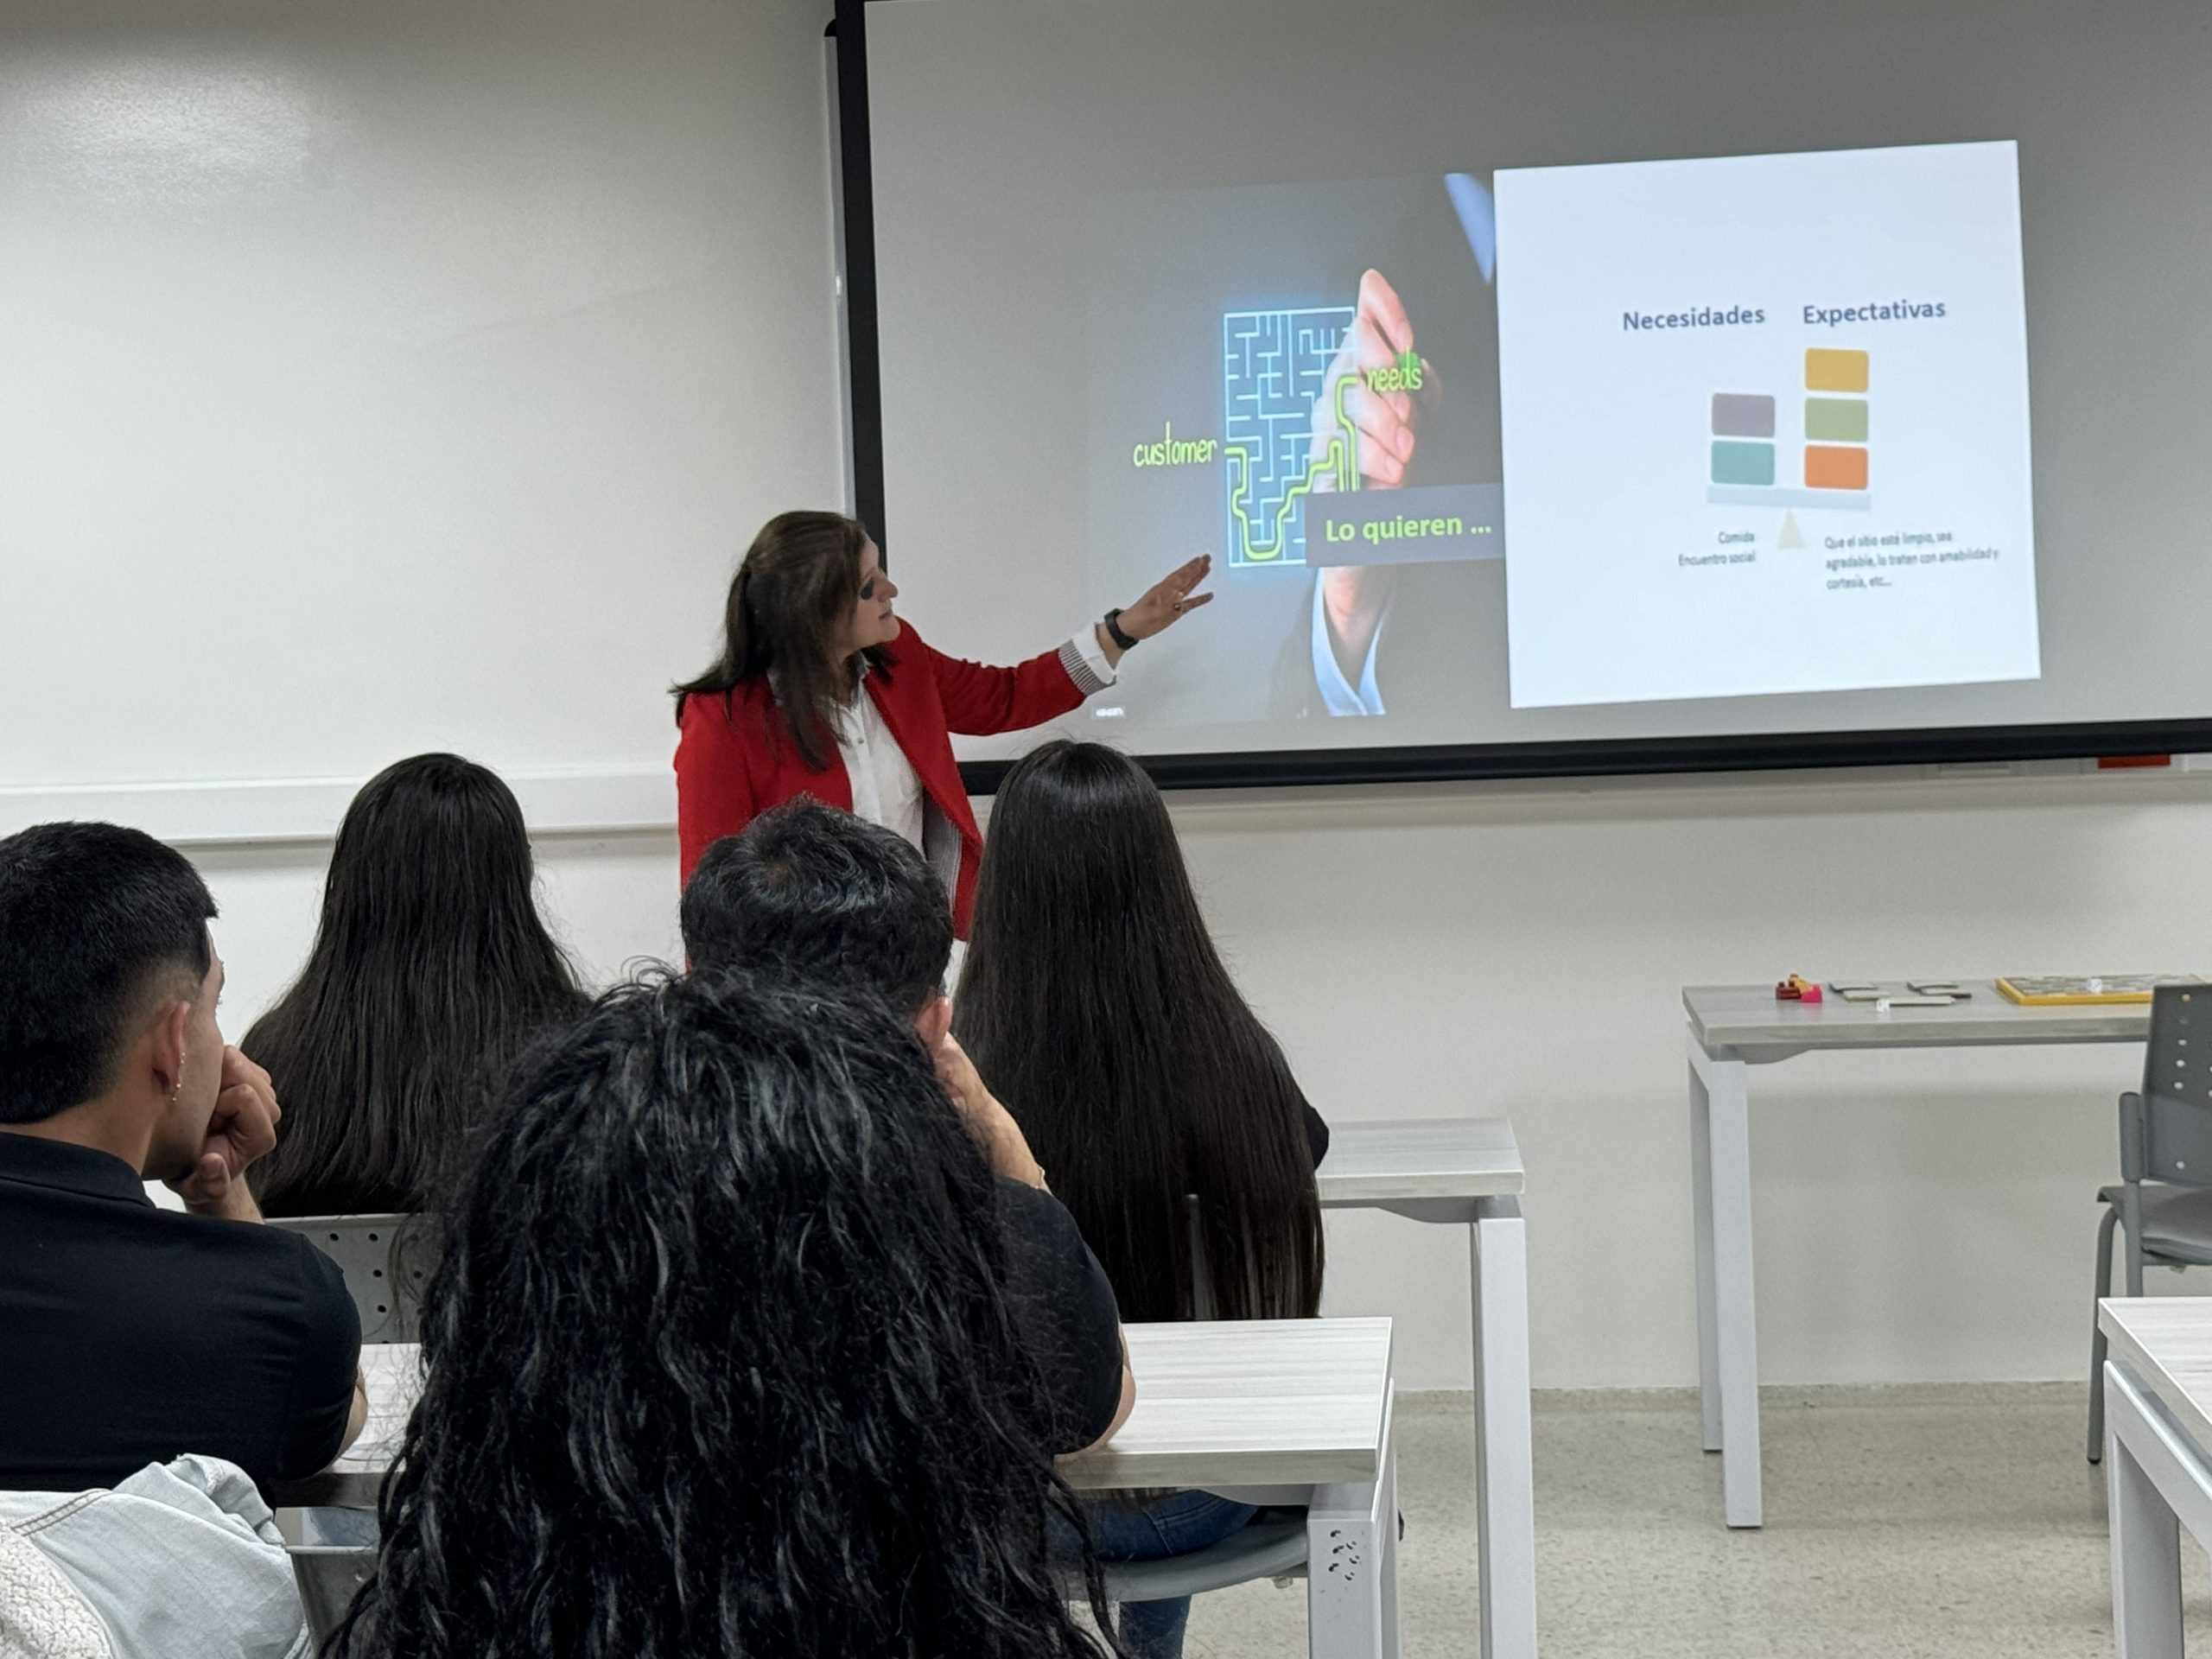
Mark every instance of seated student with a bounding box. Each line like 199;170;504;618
0;823;365;1492
680;798;1135;1452
954;739;1329;1659
333;972;1124;1659
245;753;589;1217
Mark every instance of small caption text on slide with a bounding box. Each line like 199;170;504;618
1675;526;2005;592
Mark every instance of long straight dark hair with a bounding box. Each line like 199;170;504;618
955;740;1323;1325
244;754;588;1217
331;970;1117;1659
672;510;889;771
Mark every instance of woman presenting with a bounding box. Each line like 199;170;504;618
673;510;1211;933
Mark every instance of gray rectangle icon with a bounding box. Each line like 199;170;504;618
1711;393;1777;438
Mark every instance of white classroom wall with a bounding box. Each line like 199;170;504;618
198;765;2212;1392
16;0;2208;1393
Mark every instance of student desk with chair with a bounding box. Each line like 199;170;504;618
283;1320;1408;1659
1684;982;2152;1528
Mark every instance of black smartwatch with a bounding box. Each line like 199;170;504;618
1103;608;1139;651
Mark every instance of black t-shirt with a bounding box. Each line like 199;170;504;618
995;1179;1125;1456
0;1134;362;1492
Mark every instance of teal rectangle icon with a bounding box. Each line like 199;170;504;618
1805;397;1870;442
1710;441;1775;487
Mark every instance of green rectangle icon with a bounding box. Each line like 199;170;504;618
1805;397;1869;442
1710;441;1775;487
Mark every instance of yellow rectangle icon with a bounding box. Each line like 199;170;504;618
1805;348;1870;392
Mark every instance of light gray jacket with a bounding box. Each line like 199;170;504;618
0;1456;308;1659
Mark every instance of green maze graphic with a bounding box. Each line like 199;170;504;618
1222;308;1358;565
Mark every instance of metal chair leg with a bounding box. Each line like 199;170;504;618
2090;1203;2119;1464
2122;1186;2148;1299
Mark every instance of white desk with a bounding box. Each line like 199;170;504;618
2099;1298;2212;1656
1687;982;2147;1527
290;1322;1404;1659
1076;1318;1402;1659
1315;1117;1534;1659
298;1343;417;1505
1064;1318;1392;1491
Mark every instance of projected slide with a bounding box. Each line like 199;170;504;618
1090;174;1507;728
1496;141;2037;709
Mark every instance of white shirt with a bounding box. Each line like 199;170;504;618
1310;576;1390;716
836;680;928;851
836;621;1117;859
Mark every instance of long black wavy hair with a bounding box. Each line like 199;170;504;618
330;969;1118;1659
245;754;588;1217
956;740;1323;1325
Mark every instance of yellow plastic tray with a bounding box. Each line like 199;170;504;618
1994;975;2207;1006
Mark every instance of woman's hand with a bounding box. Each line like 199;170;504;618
1100;555;1214;664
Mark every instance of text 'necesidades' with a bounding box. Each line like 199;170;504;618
1622;305;1765;332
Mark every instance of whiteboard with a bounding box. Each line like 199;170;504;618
0;0;842;817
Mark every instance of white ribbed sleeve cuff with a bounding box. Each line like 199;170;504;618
1058;626;1117;697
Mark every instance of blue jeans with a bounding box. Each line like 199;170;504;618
1065;1490;1260;1659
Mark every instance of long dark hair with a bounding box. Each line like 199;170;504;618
330;969;1117;1659
955;740;1323;1325
673;510;888;771
244;754;587;1217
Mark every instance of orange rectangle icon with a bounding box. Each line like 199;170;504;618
1805;445;1869;490
1804;348;1869;392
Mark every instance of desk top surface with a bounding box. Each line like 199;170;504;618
1314;1116;1523;1202
313;1317;1395;1503
1065;1317;1393;1491
1686;981;2149;1060
2099;1299;2212;1454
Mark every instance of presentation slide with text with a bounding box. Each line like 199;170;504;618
1496;141;2037;710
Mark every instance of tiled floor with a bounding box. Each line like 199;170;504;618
1176;1383;2207;1657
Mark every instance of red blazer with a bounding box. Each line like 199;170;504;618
674;624;1088;935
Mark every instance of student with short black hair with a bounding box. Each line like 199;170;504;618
680;789;949;1014
682;798;1135;1450
0;822;365;1492
245;753;589;1217
334;972;1123;1659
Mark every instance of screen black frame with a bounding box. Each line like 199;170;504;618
829;0;2212;794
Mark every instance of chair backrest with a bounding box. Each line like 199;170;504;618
1185;1194;1215;1320
266;1215;429;1344
2126;986;2212;1187
1182;1194;1277;1322
289;1545;377;1647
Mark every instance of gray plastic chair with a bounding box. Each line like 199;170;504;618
288;1543;375;1646
2088;985;2212;1461
266;1215;429;1344
1058;1514;1309;1604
